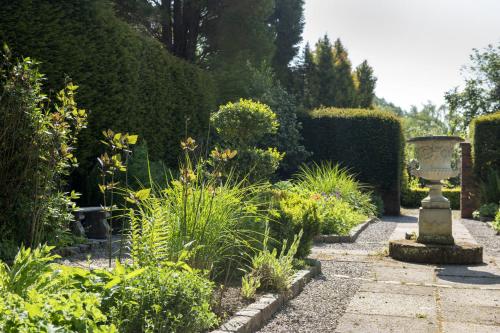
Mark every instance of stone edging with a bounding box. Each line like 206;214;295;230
53;239;107;257
313;217;378;243
211;259;322;333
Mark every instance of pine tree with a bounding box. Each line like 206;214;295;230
270;0;305;83
354;60;377;108
315;35;336;106
299;43;320;109
332;38;355;107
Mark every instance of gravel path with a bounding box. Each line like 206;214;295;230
258;261;367;333
461;217;500;259
258;216;398;333
313;216;399;252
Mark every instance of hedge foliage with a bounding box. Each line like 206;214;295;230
300;108;404;215
471;112;500;185
0;0;215;169
401;187;460;210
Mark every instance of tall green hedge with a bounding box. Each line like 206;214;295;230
0;0;215;170
471;112;500;204
471;112;500;181
300;108;405;215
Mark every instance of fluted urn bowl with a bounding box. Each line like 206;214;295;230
408;136;464;182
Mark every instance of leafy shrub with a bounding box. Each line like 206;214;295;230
493;209;500;233
300;108;405;215
105;263;218;333
319;199;367;235
242;229;301;295
269;191;320;259
211;99;284;182
0;49;87;252
471;112;500;204
478;169;500;205
401;186;460;209
295;163;375;217
0;245;116;332
0;0;215;187
370;192;385;217
473;203;499;219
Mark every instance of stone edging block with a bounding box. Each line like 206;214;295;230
212;259;322;333
313;217;378;243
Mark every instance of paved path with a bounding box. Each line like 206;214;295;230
260;211;500;333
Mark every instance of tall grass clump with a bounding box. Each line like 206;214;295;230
295;162;375;216
127;138;267;279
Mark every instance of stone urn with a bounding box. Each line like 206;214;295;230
408;136;464;244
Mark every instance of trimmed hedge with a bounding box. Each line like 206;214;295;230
401;187;460;209
300;108;404;215
471;112;500;189
0;0;215;169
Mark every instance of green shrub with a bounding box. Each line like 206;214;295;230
401;187;460;209
473;203;499;219
211;99;284;182
471;112;500;204
0;245;116;332
0;0;215;176
493;209;500;232
478;169;500;205
0;50;87;252
106;264;218;333
294;162;375;217
300;108;405;215
242;229;301;295
318;199;367;235
269;190;320;259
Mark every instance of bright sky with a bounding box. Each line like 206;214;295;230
302;0;500;111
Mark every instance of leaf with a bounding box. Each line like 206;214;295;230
115;259;125;275
127;135;138;145
134;188;151;201
98;184;106;194
104;277;121;290
124;268;145;280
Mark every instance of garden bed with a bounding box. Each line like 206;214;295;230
314;217;378;243
212;259;321;333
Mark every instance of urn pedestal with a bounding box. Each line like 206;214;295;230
389;135;483;264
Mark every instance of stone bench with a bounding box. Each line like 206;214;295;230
73;207;111;239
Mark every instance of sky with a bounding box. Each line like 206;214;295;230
302;0;500;111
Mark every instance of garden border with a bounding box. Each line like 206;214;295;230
313;217;378;243
211;259;322;333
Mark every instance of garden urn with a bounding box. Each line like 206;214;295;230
408;136;464;244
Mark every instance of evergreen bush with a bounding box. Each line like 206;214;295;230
471;112;500;204
300;108;405;215
0;0;215;172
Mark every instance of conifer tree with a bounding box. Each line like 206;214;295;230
354;60;377;108
315;35;336;106
332;38;355;107
270;0;305;83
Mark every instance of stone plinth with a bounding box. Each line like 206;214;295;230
417;207;454;245
389;239;483;265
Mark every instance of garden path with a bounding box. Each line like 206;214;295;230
258;210;500;333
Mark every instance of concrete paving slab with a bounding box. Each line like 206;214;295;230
345;291;437;319
372;265;435;284
438;288;500;307
442;321;500;333
335;313;437;333
440;303;500;326
359;281;435;296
